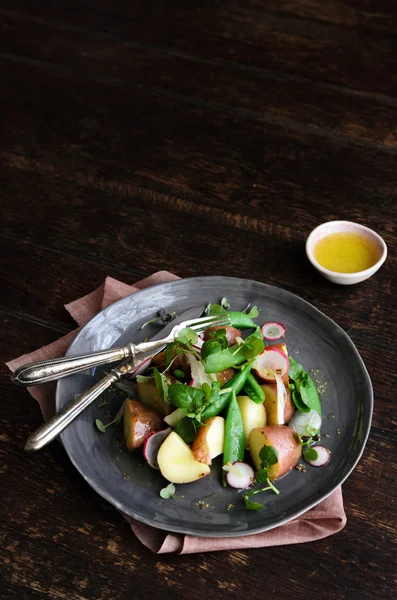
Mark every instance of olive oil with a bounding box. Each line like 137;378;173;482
314;232;380;273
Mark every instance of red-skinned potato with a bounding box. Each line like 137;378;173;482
191;416;225;465
216;368;236;387
249;425;302;480
261;381;295;425
203;326;242;347
157;432;211;484
152;349;191;378
123;399;163;451
270;343;288;355
136;380;173;416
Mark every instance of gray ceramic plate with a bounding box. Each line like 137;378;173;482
56;276;372;537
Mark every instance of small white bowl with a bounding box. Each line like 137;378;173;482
306;220;387;285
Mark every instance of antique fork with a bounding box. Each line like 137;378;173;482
23;310;230;451
12;312;230;387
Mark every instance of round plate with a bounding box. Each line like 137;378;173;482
56;276;373;537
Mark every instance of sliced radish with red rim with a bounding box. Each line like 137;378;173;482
192;337;204;350
304;445;331;467
253;347;290;382
223;461;255;489
261;322;286;340
143;428;172;469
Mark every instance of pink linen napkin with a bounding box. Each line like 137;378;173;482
6;271;346;554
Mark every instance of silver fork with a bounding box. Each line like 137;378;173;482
12;313;230;387
23;312;230;451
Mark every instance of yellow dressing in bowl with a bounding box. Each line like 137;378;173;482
313;232;380;273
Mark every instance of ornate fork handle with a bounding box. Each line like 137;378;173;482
11;337;172;386
24;371;121;451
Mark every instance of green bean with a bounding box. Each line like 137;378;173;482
227;311;257;329
243;373;265;404
200;363;251;421
222;391;245;486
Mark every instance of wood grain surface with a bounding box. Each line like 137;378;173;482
1;2;396;599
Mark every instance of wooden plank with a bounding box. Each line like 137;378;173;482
0;236;142;330
234;0;397;35
1;60;396;217
1;2;397;95
0;14;396;147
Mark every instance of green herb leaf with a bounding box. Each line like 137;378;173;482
160;483;176;499
165;342;177;367
239;327;264;360
140;310;176;330
242;478;280;509
259;445;279;470
95;419;106;433
175;417;198;444
288;357;322;416
175;327;198;346
255;468;269;483
168;383;206;410
303;447;319;462
201;339;222;360
244;497;264;511
153;367;171;403
255;445;279;481
204;348;242;372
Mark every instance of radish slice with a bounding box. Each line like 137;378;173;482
275;372;287;425
261;322;286;340
125;356;153;379
289;409;322;437
224;461;255;489
143;428;172;469
253;347;290;382
192;337;204;350
304;446;331;467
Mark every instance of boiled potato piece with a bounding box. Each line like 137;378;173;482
191;416;225;465
259;342;294;425
237;395;267;449
157;431;211;483
271;342;288;355
216;368;236;387
249;426;302;480
123;399;163;451
136;380;173;416
261;381;295;426
203;326;242;346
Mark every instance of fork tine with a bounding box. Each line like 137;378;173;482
184;314;230;326
187;315;231;333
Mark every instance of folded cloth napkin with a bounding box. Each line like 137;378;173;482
7;271;346;554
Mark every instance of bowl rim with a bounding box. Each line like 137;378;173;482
306;220;387;279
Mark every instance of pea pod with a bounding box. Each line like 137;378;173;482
243;373;266;404
222;391;245;486
200;363;251;421
227;311;257;329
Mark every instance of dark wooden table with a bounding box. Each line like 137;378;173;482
1;1;396;598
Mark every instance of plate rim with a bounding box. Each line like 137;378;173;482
57;276;373;537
